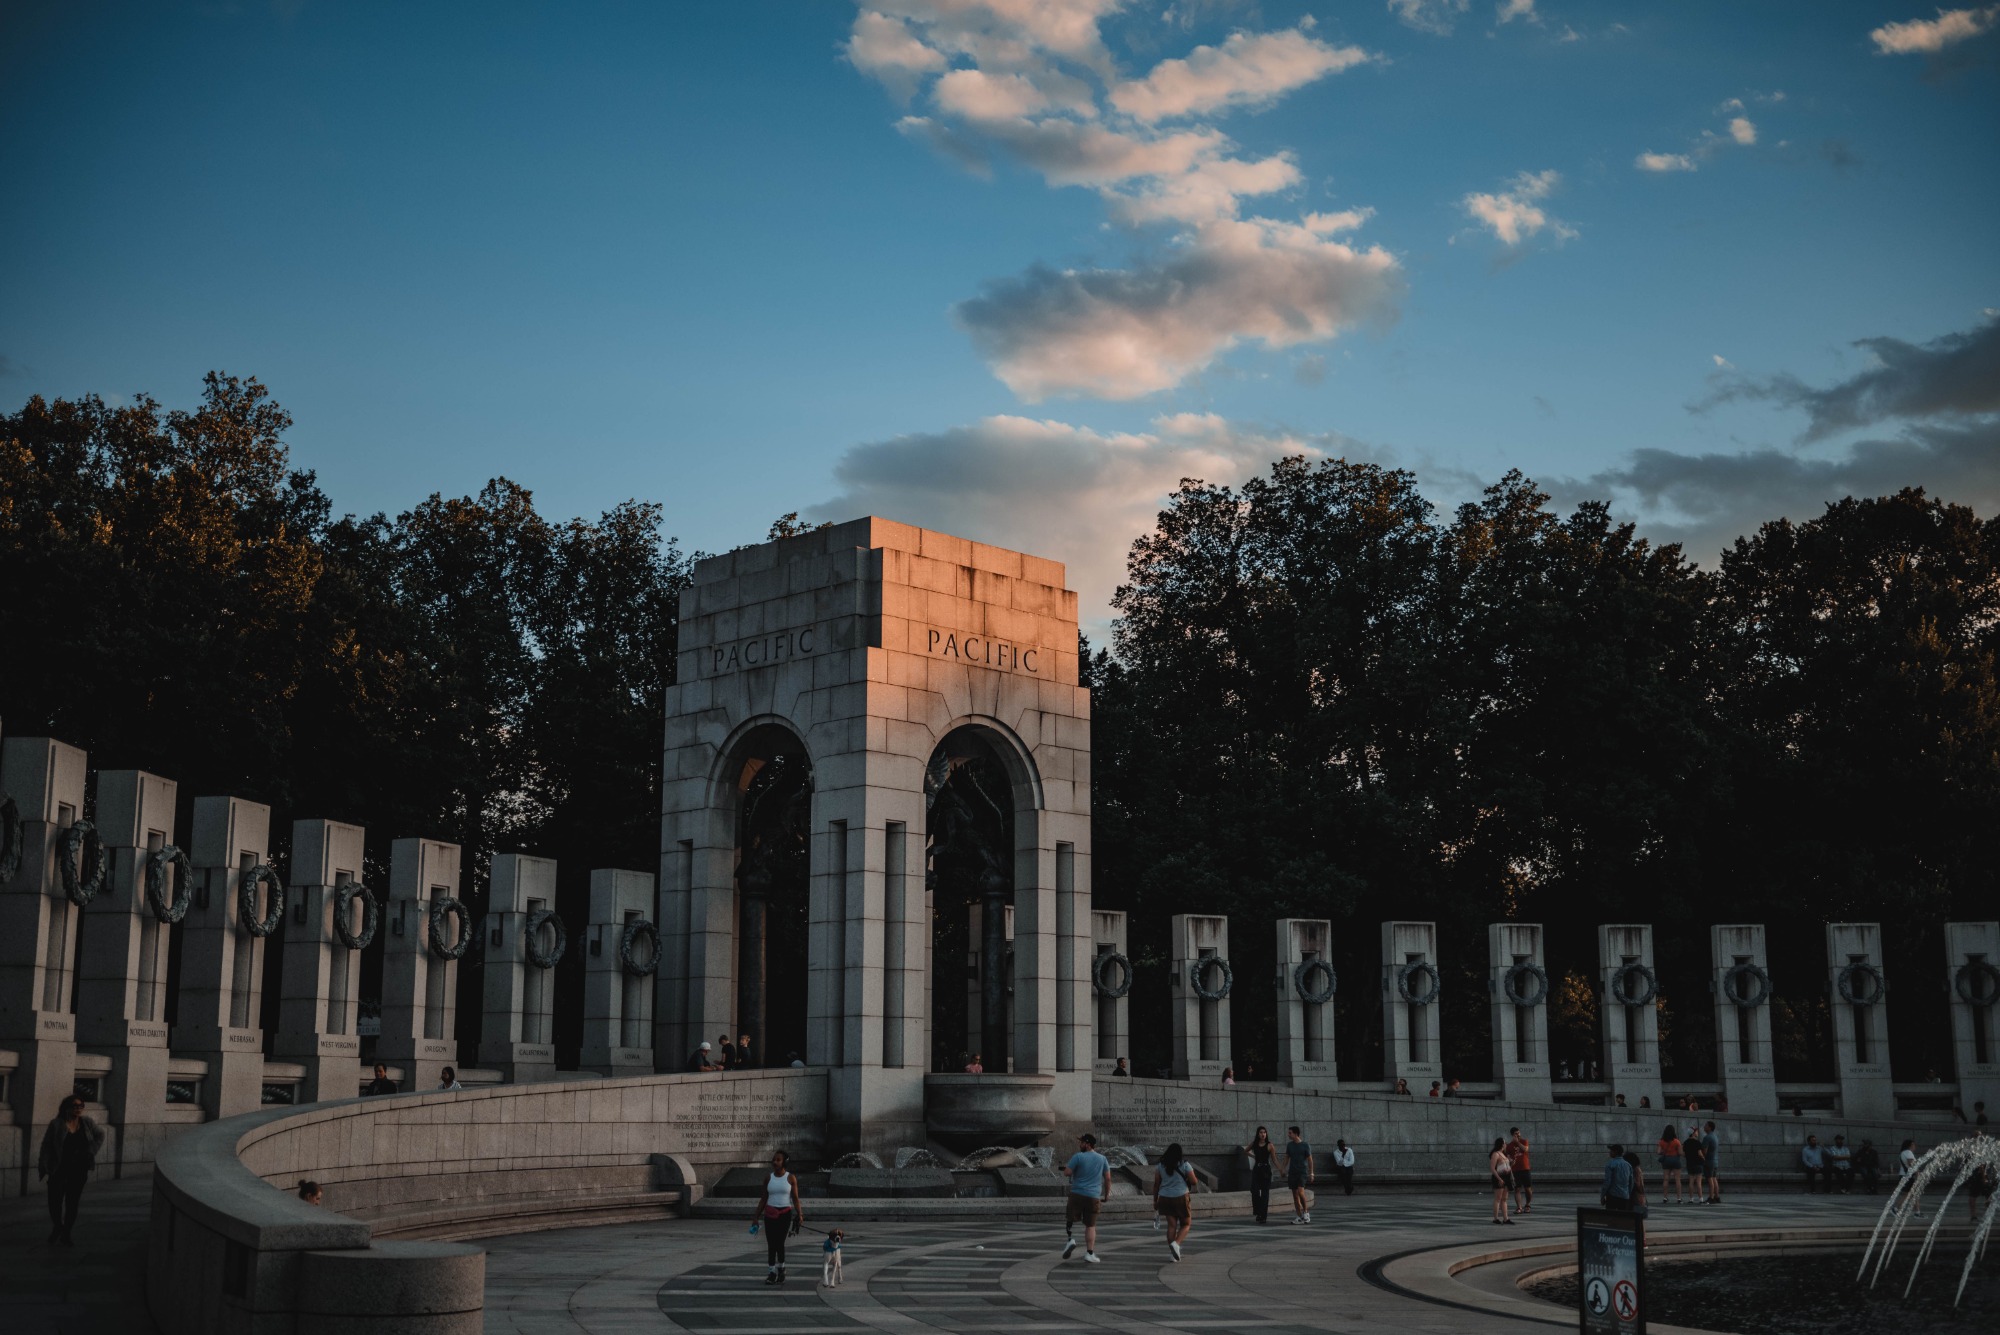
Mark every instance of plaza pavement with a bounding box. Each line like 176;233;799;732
483;1186;1905;1335
0;1175;1921;1333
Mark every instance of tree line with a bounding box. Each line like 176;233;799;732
4;377;1995;1083
1090;456;2000;1087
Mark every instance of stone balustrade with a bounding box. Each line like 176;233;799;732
148;1067;829;1334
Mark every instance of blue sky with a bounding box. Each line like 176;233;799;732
3;1;1996;621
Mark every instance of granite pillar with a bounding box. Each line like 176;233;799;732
1380;920;1441;1091
1170;913;1230;1080
274;819;368;1103
0;736;88;1148
965;900;1013;1069
1090;909;1128;1074
176;796;275;1119
1826;922;1894;1121
1598;923;1663;1110
1487;922;1551;1103
1276;918;1336;1088
581;868;657;1076
1945;921;2000;1119
76;769;178;1164
478;853;561;1082
1710;923;1776;1116
380;838;464;1093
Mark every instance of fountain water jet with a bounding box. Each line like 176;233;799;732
1858;1135;1999;1308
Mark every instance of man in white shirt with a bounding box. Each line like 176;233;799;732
1331;1140;1356;1196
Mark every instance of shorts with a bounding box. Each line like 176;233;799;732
1660;1156;1683;1171
1066;1194;1102;1227
1156;1195;1191;1222
1286;1172;1306;1190
1512;1168;1533;1188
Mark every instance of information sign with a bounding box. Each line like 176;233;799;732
1577;1208;1645;1334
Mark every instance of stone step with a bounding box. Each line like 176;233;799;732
365;1187;685;1241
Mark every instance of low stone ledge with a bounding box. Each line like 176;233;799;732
299;1242;485;1316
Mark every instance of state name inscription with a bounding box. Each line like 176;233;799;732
922;627;1049;678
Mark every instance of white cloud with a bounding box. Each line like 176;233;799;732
1635;151;1696;173
1460;169;1575;247
1870;5;2000;53
812;411;1360;624
851;3;1402;399
1728;116;1756;145
1110;28;1373;122
845;10;947;98
954;217;1404;400
1713;354;1733;368
1389;0;1471;35
1497;0;1539;25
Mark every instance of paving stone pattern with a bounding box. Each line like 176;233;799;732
483;1189;1904;1334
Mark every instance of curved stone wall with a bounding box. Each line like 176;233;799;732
148;1068;828;1335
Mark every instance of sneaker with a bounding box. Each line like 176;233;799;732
1062;1238;1078;1260
1169;1241;1182;1261
1302;1212;1312;1223
1503;1218;1516;1225
1291;1215;1304;1224
777;1269;787;1284
1151;1215;1162;1230
765;1270;778;1285
1084;1251;1101;1264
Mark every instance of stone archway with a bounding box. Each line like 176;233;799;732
726;723;812;1068
925;727;1018;1072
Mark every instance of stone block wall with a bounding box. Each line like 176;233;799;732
1091;1077;1935;1189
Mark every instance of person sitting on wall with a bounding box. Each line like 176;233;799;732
1801;1135;1827;1193
687;1041;718;1072
1111;1058;1130;1077
1826;1135;1854;1192
364;1063;397;1095
1853;1139;1882;1194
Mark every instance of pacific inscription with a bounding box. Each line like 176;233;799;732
922;627;1048;678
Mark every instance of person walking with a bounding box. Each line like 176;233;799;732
1658;1124;1684;1203
1111;1058;1130;1077
1244;1126;1276;1223
39;1095;105;1246
1701;1121;1722;1204
296;1180;324;1205
1154;1142;1197;1261
751;1150;803;1284
1489;1138;1516;1224
437;1066;462;1091
1600;1144;1634;1212
964;1053;984;1074
1505;1127;1534;1214
1331;1140;1356;1196
1898;1139;1923;1218
1060;1132;1109;1263
1221;1066;1236;1087
364;1063;397;1094
1283;1126;1314;1223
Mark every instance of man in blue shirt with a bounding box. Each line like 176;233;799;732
1061;1132;1110;1264
1800;1135;1826;1193
1601;1144;1634;1210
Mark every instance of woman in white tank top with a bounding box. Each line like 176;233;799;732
753;1150;803;1283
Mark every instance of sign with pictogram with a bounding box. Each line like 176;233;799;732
1576;1208;1645;1334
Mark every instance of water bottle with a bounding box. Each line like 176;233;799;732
749;1219;761;1235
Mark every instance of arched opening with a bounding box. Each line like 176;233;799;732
729;723;812;1068
925;727;1019;1072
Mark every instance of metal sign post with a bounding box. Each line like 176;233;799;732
1577;1208;1645;1334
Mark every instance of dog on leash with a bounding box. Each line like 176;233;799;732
821;1228;844;1288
